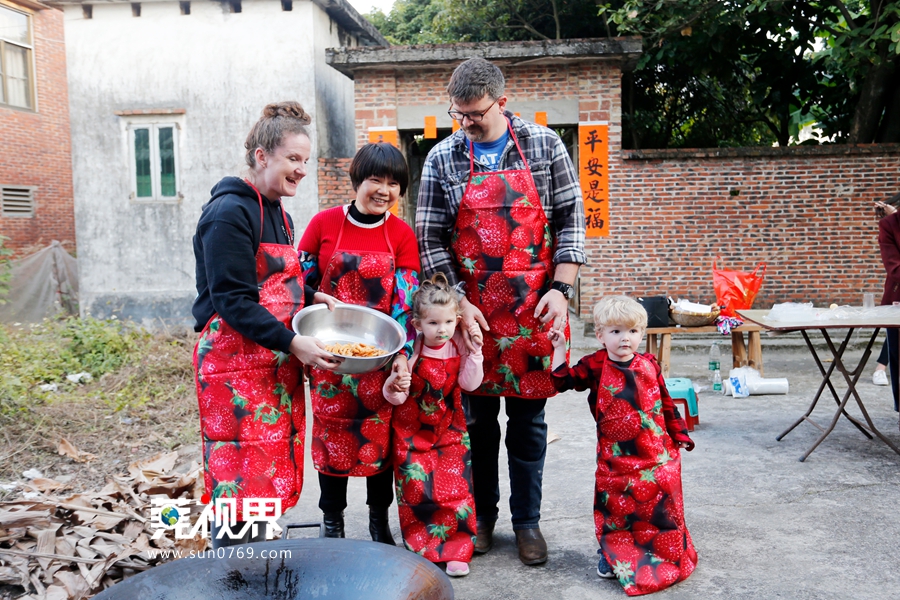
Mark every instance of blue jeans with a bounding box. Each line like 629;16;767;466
463;394;547;530
888;328;899;412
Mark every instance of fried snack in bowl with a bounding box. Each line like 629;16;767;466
325;342;388;358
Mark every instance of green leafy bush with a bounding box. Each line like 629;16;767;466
0;316;171;417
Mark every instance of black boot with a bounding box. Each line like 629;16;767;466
368;506;396;545
322;511;345;538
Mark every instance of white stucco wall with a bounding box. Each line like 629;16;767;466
63;0;356;325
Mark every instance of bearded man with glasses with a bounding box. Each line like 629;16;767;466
416;57;586;566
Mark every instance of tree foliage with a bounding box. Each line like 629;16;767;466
367;0;900;148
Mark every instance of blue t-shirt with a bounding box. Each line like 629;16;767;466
472;131;509;171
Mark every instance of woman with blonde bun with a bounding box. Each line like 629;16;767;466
192;102;341;549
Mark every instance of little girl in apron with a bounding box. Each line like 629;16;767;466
383;273;484;577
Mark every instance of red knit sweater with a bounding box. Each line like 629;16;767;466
298;205;421;274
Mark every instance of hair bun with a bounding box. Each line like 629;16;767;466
262;101;311;125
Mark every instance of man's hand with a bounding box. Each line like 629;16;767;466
535;289;569;331
289;334;343;370
460;297;489;353
313;292;338;310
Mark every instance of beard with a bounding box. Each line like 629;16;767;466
462;124;486;142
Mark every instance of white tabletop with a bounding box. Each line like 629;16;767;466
738;308;900;331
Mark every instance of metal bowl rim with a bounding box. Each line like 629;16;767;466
292;303;406;359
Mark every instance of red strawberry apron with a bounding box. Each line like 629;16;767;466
193;181;305;521
451;119;568;399
310;210;395;476
593;352;697;596
393;340;476;563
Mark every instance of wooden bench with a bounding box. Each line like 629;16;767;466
645;324;763;378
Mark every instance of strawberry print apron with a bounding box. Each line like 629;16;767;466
310;211;395;476
452;120;567;399
193;182;305;521
393;341;476;563
594;353;697;596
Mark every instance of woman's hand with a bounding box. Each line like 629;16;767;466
289;334;343;370
313;292;338;311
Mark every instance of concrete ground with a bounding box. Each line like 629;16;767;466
282;318;900;600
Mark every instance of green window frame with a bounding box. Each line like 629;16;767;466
0;4;35;110
129;123;180;201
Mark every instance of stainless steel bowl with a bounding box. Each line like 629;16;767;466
292;303;405;374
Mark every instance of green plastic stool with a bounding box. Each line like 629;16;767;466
665;377;699;430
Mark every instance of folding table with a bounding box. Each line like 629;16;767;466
738;309;900;461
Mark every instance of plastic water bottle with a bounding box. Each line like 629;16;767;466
712;369;723;392
708;342;721;382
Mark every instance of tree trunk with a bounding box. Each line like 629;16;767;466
848;48;896;143
876;71;900;143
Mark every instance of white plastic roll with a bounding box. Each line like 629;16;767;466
722;378;789;395
748;378;789;395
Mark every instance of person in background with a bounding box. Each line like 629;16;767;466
192;102;342;549
548;296;696;596
871;343;889;386
299;142;420;544
876;193;900;415
416;56;586;566
383;273;484;578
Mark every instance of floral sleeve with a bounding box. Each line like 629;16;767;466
392;267;419;358
299;251;320;306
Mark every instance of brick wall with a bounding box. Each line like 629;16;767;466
318;158;353;211
323;58;900;318
601;145;900;313
0;5;75;256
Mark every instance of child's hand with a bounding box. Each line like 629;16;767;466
467;322;483;350
547;327;566;349
389;360;411;393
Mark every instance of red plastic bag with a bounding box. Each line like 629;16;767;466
712;257;766;317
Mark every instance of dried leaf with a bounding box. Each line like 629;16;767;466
44;588;69;600
0;565;26;585
0;507;51;528
53;570;90;598
57;438;96;463
27;478;69;493
127;451;178;482
32;527;59;571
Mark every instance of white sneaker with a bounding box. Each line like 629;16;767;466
873;369;889;386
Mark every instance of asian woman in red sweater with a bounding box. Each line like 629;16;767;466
299;143;421;543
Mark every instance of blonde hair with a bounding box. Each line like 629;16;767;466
412;273;462;320
592;295;648;331
244;101;311;169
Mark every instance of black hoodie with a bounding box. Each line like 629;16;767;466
192;176;311;353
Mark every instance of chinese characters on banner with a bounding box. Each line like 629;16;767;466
578;122;609;237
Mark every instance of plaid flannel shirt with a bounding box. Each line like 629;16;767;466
416;112;586;286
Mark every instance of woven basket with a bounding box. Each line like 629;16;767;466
669;305;720;327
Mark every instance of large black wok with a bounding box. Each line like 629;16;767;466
93;535;454;600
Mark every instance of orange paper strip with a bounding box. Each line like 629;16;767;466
367;128;399;147
535;111;548;127
424;116;437;139
578;123;609;238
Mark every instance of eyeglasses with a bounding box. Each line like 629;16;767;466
447;98;498;123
